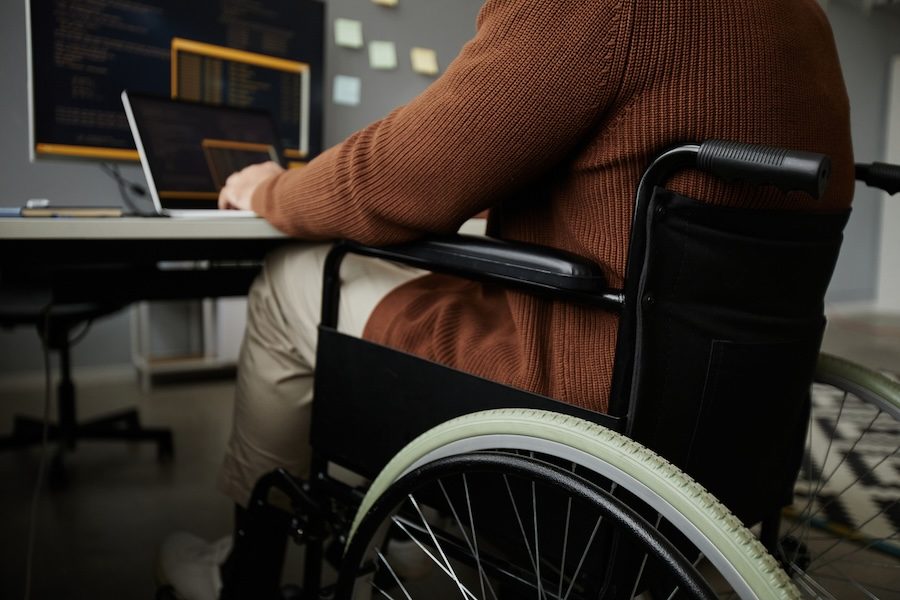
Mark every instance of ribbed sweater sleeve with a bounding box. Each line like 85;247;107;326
251;0;630;245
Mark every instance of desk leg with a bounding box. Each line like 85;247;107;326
131;303;153;393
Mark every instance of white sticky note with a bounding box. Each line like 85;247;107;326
369;40;398;70
410;47;439;76
372;0;398;6
334;18;364;49
333;75;361;106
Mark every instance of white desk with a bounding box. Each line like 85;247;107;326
0;216;292;302
0;216;283;240
0;216;293;385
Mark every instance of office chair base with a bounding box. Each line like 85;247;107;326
0;408;174;461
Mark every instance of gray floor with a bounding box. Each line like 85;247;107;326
0;377;236;599
0;312;898;599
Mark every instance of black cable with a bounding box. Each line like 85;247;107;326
67;319;94;348
23;305;54;600
99;163;147;215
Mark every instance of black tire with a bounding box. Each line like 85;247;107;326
336;409;798;599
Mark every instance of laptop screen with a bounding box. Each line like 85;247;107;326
123;92;283;211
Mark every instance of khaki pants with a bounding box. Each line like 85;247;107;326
217;243;423;505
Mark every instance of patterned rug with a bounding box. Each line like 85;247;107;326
788;381;900;557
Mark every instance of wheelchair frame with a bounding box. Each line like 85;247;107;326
227;143;899;600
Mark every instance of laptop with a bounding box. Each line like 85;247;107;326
122;91;284;218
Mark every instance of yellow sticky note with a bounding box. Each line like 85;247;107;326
369;40;397;70
411;47;439;76
334;18;364;49
372;0;398;6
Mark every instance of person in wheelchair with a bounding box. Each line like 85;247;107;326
158;1;855;598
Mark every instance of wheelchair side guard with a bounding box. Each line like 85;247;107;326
815;352;900;417
311;328;620;480
341;408;800;600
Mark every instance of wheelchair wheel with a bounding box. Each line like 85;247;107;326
778;353;900;598
336;409;797;599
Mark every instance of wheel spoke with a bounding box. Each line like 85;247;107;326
775;378;900;599
791;412;895;531
375;549;414;600
817;560;882;599
436;477;499;600
399;495;477;600
464;474;499;600
812;390;849;499
809;525;899;572
789;389;849;542
628;553;650;599
558;493;573;600
788;563;840;600
504;474;540;583
628;513;663;599
532;480;546;600
792;407;819;548
562;515;602;600
372;582;400;600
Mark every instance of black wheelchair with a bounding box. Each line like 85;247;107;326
218;142;900;599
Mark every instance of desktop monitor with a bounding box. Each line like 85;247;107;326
27;0;324;166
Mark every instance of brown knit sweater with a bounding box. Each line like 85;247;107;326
252;0;854;413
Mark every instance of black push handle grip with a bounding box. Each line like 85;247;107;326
856;162;900;196
697;140;830;199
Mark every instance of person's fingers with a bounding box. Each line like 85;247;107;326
217;161;281;210
218;188;232;210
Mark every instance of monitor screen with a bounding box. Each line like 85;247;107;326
125;93;282;210
27;0;324;165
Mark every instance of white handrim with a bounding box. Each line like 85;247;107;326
348;408;799;600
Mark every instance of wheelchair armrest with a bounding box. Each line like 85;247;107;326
338;234;623;307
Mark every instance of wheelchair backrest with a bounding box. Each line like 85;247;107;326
612;188;849;525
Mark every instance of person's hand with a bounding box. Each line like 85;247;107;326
218;161;285;210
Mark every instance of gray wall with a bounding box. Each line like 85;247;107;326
1;0;898;374
324;0;482;144
826;0;900;303
0;0;483;374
